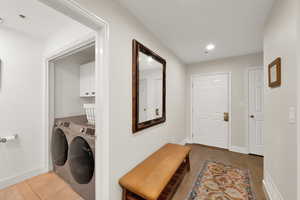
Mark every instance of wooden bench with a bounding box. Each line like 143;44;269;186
119;143;191;200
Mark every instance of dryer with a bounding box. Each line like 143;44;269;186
68;121;95;200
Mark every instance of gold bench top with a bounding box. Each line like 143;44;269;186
119;143;191;200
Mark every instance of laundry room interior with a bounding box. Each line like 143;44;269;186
50;43;96;200
52;44;96;120
0;0;100;199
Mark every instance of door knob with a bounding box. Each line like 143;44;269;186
250;115;255;118
224;112;229;122
155;108;160;116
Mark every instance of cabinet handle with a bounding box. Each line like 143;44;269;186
85;92;89;95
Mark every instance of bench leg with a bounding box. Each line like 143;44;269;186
186;154;191;171
122;188;127;200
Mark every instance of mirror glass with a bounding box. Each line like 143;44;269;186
138;51;163;123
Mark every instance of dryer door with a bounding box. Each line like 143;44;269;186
51;128;68;166
69;136;94;184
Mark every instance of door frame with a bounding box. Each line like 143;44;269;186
39;0;110;199
190;72;232;149
245;66;264;155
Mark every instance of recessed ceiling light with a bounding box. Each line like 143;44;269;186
206;43;215;51
148;56;153;63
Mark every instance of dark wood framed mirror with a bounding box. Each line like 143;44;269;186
268;57;281;88
132;40;166;133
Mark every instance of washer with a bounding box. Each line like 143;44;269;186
51;121;73;185
52;116;95;200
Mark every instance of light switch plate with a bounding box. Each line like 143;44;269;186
288;106;296;124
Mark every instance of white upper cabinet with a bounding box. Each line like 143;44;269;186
80;62;95;97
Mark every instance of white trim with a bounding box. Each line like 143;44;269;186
229;146;249;154
46;34;95;61
38;1;110;199
185;137;193;144
190;72;232;149
245;66;264;155
0;167;48;190
178;138;189;145
228;73;232;148
263;171;284;200
263;180;271;200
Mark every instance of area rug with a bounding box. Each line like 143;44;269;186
187;161;256;200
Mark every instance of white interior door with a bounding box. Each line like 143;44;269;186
139;79;148;122
192;73;230;149
153;78;162;119
248;68;264;156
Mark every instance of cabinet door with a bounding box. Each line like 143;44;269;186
80;62;95;97
80;63;91;97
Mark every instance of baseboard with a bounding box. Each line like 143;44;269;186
263;172;284;200
229;146;249;154
0;167;48;189
178;138;193;145
263;180;271;200
178;138;188;145
185;138;193;144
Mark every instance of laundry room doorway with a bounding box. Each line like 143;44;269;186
40;2;110;199
47;38;97;200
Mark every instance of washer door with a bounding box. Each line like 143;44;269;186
52;128;68;166
69;136;94;184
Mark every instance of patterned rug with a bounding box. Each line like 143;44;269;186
187;161;256;200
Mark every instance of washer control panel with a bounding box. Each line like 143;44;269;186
79;127;95;136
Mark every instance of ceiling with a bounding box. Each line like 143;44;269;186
117;0;274;64
54;45;95;65
0;0;85;40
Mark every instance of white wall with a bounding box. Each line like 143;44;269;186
187;53;263;149
298;2;300;199
0;27;45;188
72;0;187;199
263;0;297;199
0;2;94;188
53;50;95;118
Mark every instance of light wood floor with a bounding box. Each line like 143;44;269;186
173;144;266;200
0;172;82;200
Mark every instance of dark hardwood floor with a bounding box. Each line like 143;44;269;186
173;144;265;200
